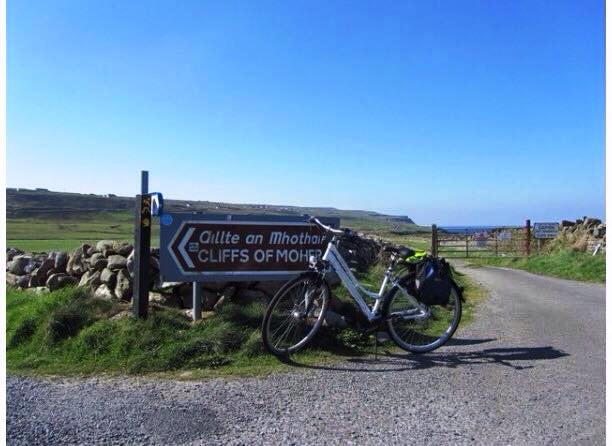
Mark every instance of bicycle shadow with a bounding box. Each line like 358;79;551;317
282;339;569;373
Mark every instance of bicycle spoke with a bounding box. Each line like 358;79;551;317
263;275;329;355
388;286;461;352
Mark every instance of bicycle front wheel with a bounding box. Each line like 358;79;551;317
385;282;462;353
262;273;330;357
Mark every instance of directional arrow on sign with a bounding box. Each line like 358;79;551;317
177;227;195;268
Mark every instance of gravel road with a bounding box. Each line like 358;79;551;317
7;265;605;445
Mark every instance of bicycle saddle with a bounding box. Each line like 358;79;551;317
384;245;416;258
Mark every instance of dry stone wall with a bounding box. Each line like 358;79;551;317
6;234;385;311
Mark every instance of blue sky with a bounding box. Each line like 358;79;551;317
7;0;604;225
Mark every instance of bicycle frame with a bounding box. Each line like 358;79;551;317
320;242;390;321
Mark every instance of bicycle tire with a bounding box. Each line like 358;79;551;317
384;281;462;353
262;272;330;357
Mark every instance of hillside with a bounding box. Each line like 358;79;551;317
7;188;414;222
6;188;428;252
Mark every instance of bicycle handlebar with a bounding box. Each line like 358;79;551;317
307;216;348;236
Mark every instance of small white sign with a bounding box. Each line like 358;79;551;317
498;231;512;241
533;222;559;239
474;231;488;247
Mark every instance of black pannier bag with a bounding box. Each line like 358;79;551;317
415;258;453;306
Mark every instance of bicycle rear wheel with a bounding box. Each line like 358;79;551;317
262;273;330;357
385;281;462;353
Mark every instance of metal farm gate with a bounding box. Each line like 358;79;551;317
432;220;533;258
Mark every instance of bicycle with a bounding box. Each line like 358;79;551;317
261;217;463;356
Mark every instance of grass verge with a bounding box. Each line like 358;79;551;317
6;286;378;378
467;249;605;283
7;260;487;378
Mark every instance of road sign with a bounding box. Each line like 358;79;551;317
474;231;488;247
533;222;559;239
498;231;512;241
160;213;340;282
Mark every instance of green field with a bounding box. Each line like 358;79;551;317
7;211;159;252
468;249;605;283
7;210;430;253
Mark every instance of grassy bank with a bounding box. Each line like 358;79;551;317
468;249;605;283
7;262;485;378
6;286;374;378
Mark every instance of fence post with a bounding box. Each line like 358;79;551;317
431;224;438;257
525;219;531;256
133;171;151;319
495;234;498;256
465;229;469;257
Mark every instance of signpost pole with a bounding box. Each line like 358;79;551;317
133;171;151;319
192;283;202;321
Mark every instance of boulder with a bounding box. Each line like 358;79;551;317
16;275;31;289
102;248;117;257
80;243;92;258
8;255;31;275
94;284;115;300
116;243;133;257
323;310;348;329
100;268;117;288
107;255;127;271
202;290;220;311
66;248;87;277
89;253;108;271
149;291;182;308
35;258;55;282
96;240;116;252
584;217;601;228
126;250;135;277
114;269;133;301
213;286;237;311
54;251;69;273
110;310;132;321
28;275;39;288
6;272;19;287
79;270;102;289
7;248;24;262
23;262;37;274
46;273;77;291
85;245;97;257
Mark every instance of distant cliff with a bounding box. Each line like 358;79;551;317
6;188;415;224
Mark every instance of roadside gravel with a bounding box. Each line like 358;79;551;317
7;264;605;445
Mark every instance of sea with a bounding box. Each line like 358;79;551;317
439;225;515;235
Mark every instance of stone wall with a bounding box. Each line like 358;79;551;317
6;234;385;311
556;217;606;253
